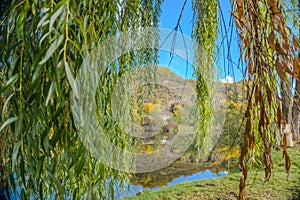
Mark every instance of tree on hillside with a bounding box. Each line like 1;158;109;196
222;83;246;149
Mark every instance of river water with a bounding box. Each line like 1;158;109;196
114;169;228;199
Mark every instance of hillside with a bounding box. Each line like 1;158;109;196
131;66;245;155
128;66;246;188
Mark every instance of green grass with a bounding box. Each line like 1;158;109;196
123;147;300;200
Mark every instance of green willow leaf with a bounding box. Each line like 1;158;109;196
39;32;50;47
0;116;18;132
32;65;44;85
37;13;49;29
50;5;65;30
64;61;78;98
75;155;85;176
1;93;15;120
46;82;55;106
0;74;19;93
36;155;45;181
17;11;26;40
39;35;64;65
12;141;21;171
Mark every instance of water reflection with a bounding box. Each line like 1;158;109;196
115;169;227;199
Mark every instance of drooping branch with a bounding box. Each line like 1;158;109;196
192;0;218;158
0;0;164;198
233;0;300;198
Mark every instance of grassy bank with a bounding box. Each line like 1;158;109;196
123;147;300;199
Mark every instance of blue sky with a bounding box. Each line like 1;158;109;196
157;0;244;82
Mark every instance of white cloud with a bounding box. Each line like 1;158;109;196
175;49;190;58
221;76;234;83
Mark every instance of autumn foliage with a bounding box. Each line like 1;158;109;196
235;0;300;198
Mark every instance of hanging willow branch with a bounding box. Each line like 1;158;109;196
192;0;218;158
0;0;163;199
233;0;300;198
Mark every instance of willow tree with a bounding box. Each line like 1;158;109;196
0;0;162;198
234;0;300;198
196;0;300;199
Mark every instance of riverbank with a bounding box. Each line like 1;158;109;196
123;147;300;199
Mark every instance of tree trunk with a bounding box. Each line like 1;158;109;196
293;0;300;141
280;76;294;147
292;80;300;140
281;78;293;126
